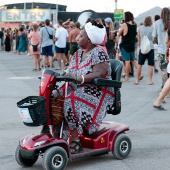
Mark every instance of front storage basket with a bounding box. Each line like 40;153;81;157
17;96;47;126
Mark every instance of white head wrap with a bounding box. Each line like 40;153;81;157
85;22;106;45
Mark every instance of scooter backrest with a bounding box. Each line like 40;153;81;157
110;59;123;115
110;59;123;81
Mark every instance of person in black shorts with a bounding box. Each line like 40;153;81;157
134;16;154;85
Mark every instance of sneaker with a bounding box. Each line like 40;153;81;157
154;69;158;73
41;125;50;134
66;62;69;66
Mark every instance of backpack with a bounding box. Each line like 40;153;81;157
140;28;151;55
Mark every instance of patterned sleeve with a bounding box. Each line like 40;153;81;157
91;47;110;66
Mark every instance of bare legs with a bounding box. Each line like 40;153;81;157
42;55;53;69
135;65;142;84
148;66;153;84
56;53;67;70
123;60;138;81
42;55;47;69
154;77;170;106
134;65;153;84
32;54;40;70
123;60;130;81
161;71;168;88
48;56;53;69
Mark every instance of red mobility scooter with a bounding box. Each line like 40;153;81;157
16;59;131;170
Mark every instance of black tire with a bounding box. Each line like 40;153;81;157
15;146;38;167
42;146;68;170
112;134;132;160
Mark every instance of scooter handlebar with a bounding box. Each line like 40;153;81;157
55;75;75;82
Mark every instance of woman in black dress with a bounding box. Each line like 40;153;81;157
5;30;11;52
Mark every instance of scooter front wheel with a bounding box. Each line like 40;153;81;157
112;133;132;160
15;145;38;167
42;146;68;170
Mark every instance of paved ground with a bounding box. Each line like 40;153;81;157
0;51;170;170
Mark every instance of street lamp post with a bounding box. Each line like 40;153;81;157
56;0;58;23
115;0;117;9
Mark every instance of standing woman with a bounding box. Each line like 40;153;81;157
17;27;27;55
15;29;19;53
134;16;154;85
153;27;170;110
104;17;115;59
4;29;11;52
119;11;138;82
28;24;41;71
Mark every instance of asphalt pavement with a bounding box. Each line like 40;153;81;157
0;51;170;170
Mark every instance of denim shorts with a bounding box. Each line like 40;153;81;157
41;45;53;57
138;49;154;66
121;47;135;61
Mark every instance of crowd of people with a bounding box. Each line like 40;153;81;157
0;19;82;71
3;11;170;104
1;8;170;113
0;27;28;53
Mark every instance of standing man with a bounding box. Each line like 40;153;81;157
152;7;170;89
55;20;69;70
69;22;81;58
40;19;55;69
0;28;4;51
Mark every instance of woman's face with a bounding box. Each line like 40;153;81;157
76;29;89;48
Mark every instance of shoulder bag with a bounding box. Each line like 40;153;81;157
45;27;53;39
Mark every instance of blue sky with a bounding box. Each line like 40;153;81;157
0;0;169;17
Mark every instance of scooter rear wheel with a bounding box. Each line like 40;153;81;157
42;146;68;170
112;133;132;159
15;145;38;167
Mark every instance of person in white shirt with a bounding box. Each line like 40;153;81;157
152;8;170;89
55;20;69;70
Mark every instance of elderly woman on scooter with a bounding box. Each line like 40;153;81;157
42;20;115;154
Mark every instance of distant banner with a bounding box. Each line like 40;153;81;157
1;9;51;22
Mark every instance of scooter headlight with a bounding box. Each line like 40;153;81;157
22;138;26;145
34;140;46;147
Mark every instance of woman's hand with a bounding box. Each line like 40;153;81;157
66;73;76;82
66;73;74;78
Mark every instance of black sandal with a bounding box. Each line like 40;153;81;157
153;105;167;111
70;140;82;154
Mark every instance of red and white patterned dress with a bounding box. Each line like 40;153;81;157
59;46;115;134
